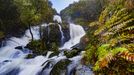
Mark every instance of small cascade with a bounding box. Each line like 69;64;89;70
60;23;86;50
58;24;65;45
53;15;65;45
43;23;65;45
53;15;62;23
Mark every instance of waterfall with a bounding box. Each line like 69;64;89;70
60;23;86;50
53;15;64;45
0;22;92;75
53;15;62;23
58;24;65;45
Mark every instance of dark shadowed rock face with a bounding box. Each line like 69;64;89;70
15;46;23;50
79;35;89;50
43;24;62;47
50;59;71;75
70;35;89;50
63;28;70;44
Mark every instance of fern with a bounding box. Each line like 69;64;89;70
109;18;134;33
118;51;134;63
122;25;134;31
121;44;134;52
94;45;127;71
85;0;134;74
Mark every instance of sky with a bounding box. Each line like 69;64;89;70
50;0;79;13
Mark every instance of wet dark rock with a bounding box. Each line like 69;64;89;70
3;60;12;62
71;44;81;50
79;35;89;50
70;35;89;51
15;46;23;50
26;54;35;59
64;49;80;58
43;24;62;47
49;51;60;58
26;40;45;54
50;59;71;75
63;28;70;44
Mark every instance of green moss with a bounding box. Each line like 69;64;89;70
50;59;71;75
64;49;79;58
0;31;5;39
26;40;46;56
26;54;35;59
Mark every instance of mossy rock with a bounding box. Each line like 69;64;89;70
0;31;5;39
49;51;60;58
50;43;59;52
50;59;71;75
25;40;46;56
43;24;61;46
26;54;35;59
64;49;80;58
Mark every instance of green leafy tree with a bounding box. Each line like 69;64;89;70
0;0;26;37
13;0;56;42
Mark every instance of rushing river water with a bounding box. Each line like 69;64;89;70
0;15;93;75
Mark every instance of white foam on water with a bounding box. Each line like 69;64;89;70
53;15;62;23
60;23;86;50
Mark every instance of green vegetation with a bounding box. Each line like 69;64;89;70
26;40;46;56
0;0;133;74
0;0;57;55
60;0;107;25
0;0;25;37
64;49;79;58
0;0;56;38
50;59;71;75
0;31;4;39
83;0;134;74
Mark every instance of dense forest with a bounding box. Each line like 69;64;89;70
0;0;134;75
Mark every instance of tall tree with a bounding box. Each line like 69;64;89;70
13;0;55;41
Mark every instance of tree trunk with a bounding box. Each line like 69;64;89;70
28;24;34;41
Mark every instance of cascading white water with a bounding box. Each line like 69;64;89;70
53;15;64;45
58;24;65;45
60;23;86;50
53;15;62;23
0;26;40;75
0;16;93;75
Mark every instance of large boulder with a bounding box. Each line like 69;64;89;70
42;23;62;48
50;59;71;75
79;35;89;50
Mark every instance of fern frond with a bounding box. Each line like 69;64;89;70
89;21;99;27
123;25;134;31
109;18;134;33
121;44;134;52
117;33;134;41
94;8;132;36
94;45;127;71
106;12;130;29
118;51;134;63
